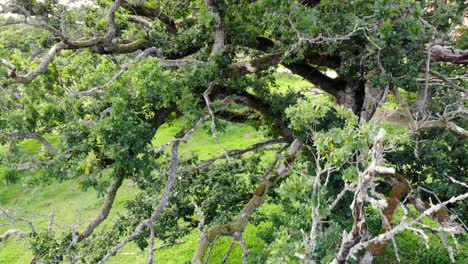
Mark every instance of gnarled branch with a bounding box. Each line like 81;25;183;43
192;139;302;264
77;174;124;242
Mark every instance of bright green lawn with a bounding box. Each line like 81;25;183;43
3;72;458;264
0;119;265;263
0;70;314;263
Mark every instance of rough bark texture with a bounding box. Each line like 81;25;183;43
430;45;468;64
335;79;367;117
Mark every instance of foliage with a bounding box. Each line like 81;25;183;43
0;0;466;263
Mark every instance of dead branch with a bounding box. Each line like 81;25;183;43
332;128;389;264
364;175;412;261
294;252;317;264
348;191;468;260
221;239;235;264
428;69;466;93
329;183;355;211
0;207;37;234
203;82;231;159
412;119;468;138
0;229;25;242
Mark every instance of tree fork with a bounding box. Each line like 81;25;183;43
192;139;301;264
362;172;453;263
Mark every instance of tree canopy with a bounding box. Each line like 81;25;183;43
0;0;467;263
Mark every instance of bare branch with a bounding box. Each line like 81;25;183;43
0;2;63;37
147;223;155;264
294;252;317;264
329;183;354;211
127;15;153;29
2;131;56;154
413;119;468;138
332;128;387;264
348;191;468;259
428;69;465;93
72;47;161;97
192;200;205;233
236;233;250;264
206;0;226;55
224;52;284;77
122;0;177;35
104;0;123;43
0;208;37;234
99;135;182;263
1;42;67;84
203;83;230;159
221;239;235;264
0;229;25;242
159;59;205;68
430;45;468;64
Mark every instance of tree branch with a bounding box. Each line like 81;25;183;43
428;69;465;93
122;0;177;35
77;174;124;242
224;52;284;77
430;45;468;64
191;139;302;264
3;131;57;154
72;47;162;97
332;128;388;264
104;0;123;43
99;133;183;263
0;229;25;242
178;138;286;173
206;0;225;55
284;62;345;98
1;42;67;84
348;191;468;260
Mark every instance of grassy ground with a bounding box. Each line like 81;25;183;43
2;72;464;263
0;120;265;263
0;71;310;263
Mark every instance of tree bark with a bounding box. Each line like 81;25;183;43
77;174;124;241
192;139;302;264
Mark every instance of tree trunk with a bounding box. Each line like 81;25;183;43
335;79;366;118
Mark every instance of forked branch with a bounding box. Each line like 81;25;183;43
192;139;302;264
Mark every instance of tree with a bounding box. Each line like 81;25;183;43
0;0;466;263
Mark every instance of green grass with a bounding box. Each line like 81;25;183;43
272;71;312;94
1;70;312;263
0;118;265;263
2;72;461;264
